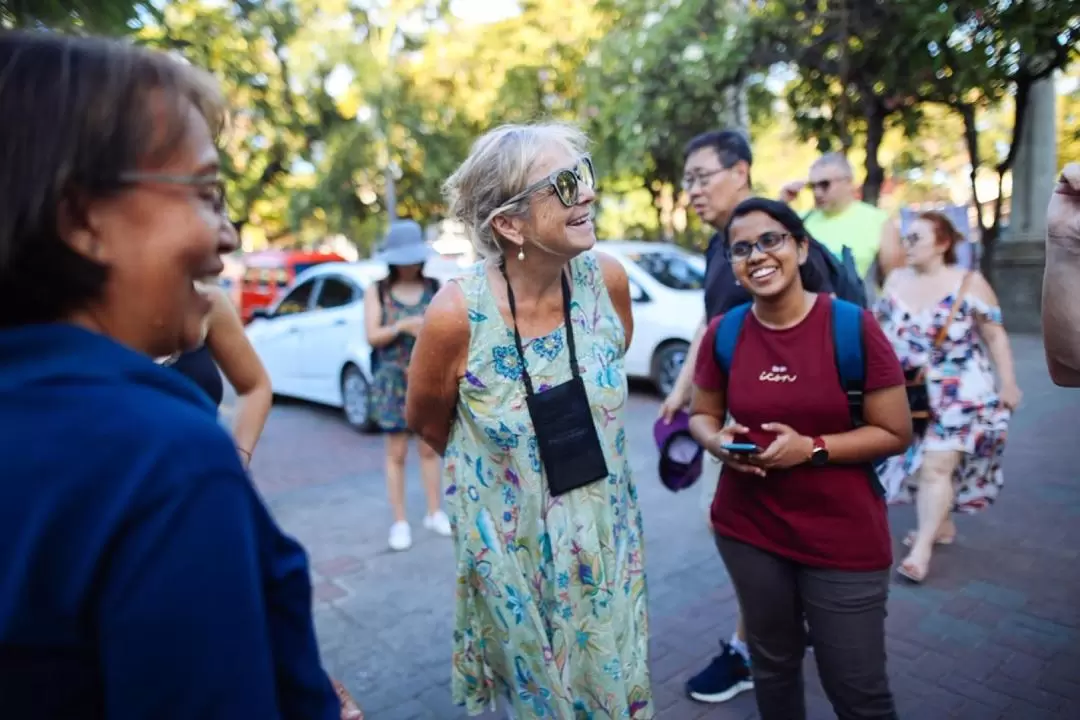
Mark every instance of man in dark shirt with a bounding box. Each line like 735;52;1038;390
661;132;836;421
659;130;836;705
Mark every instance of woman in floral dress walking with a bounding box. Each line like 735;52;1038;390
875;211;1021;583
405;123;653;718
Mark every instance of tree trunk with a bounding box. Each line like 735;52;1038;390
862;103;886;205
979;224;999;278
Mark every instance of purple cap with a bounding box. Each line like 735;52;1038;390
654;410;704;492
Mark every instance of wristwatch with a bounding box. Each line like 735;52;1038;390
810;436;829;467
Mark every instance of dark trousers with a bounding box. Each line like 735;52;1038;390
716;536;897;720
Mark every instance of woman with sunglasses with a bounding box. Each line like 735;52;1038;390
0;33;337;718
688;198;911;720
875;212;1020;584
406;123;653;718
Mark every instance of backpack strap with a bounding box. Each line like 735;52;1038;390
830;297;865;428
830;297;886;497
712;302;753;377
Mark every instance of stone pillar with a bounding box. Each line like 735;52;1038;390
992;75;1057;333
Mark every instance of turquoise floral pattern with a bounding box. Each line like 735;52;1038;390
443;252;653;719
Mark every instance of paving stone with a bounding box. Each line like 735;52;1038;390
243;335;1080;719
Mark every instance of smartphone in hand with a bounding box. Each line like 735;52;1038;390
720;442;762;455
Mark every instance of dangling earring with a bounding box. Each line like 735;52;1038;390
517;246;525;261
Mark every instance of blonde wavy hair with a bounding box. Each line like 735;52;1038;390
443;122;589;258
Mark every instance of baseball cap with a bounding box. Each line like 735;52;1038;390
654;411;704;492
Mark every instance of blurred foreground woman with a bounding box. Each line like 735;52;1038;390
0;32;337;719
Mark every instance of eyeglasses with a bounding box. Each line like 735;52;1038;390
503;156;595;209
117;172;228;216
727;231;790;262
681;168;726;191
903;232;923;246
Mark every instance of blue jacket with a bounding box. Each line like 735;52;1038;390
0;324;338;720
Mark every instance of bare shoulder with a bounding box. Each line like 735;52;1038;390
592;250;629;294
422;281;470;344
882;265;912;293
965;270;997;303
205;284;242;330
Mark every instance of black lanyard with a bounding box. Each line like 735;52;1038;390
499;260;579;397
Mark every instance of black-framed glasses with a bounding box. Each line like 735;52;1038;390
503;155;595;209
117;172;227;216
727;231;791;262
681;167;725;191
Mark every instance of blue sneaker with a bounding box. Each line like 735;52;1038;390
685;641;754;703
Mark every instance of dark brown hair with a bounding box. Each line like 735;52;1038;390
916;211;961;265
0;31;226;326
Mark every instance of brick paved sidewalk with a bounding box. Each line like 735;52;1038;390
258;335;1080;719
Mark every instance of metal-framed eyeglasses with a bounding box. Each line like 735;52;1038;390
117;172;228;217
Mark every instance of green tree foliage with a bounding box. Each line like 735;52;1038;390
586;0;764;190
897;0;1080;272
22;0;1077;260
138;0;357;242
1;0;149;32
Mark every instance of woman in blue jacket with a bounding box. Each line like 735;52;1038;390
0;32;338;719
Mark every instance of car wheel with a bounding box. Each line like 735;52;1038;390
341;364;374;433
651;341;690;397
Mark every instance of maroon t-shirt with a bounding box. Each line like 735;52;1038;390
694;294;904;571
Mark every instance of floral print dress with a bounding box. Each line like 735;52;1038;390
443;252;653;719
370;278;437;431
873;280;1010;512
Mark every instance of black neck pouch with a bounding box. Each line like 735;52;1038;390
501;262;609;496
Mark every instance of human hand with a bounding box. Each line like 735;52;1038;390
1047;163;1080;246
756;423;813;470
707;422;766;477
999;382;1023;411
657;388;688;423
779;180;806;204
397;316;424;336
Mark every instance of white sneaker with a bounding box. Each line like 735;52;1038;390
388;521;412;551
423;510;452;537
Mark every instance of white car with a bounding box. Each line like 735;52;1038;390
244;258;464;431
246;243;704;431
597;241;705;395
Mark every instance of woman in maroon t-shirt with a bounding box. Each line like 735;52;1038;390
689;197;911;720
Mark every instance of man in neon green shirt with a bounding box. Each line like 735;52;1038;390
780;153;904;286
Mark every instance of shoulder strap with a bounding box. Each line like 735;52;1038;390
932;271;972;350
912;271;973;384
712;302;753;376
830;297;866;426
830;297;886;497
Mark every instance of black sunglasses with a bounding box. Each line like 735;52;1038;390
503;156;595;209
727;231;791;262
117;172;228;216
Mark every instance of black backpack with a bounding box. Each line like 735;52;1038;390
818;243;869;308
803;211;869;308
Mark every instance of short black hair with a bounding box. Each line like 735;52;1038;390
0;31;225;327
684;129;753;186
723;196;828;292
684;130;752;166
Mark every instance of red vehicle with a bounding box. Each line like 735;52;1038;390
239;249;345;323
